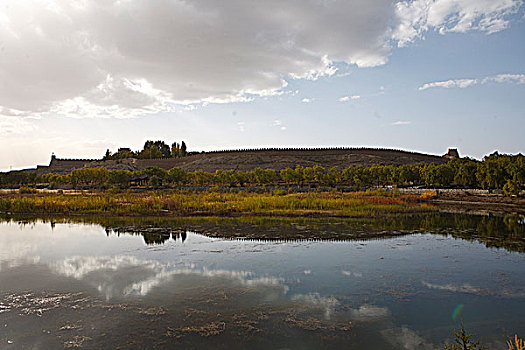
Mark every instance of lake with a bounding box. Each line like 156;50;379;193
1;213;524;349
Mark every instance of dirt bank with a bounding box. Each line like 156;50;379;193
426;192;525;215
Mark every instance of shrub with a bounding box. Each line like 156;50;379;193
107;187;121;194
420;190;438;199
272;189;287;196
19;186;37;194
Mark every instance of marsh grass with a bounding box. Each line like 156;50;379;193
0;190;427;217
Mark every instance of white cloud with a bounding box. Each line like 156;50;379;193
339;95;360;102
0;0;521;119
271;119;287;130
336;71;352;78
301;98;313;103
418;78;478;90
419;73;525;90
0;115;37;135
482;73;525;84
391;120;412;125
237;121;245;132
393;0;521;47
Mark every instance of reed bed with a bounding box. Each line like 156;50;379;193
0;190;427;217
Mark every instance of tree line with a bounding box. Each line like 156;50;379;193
103;140;188;160
1;152;523;195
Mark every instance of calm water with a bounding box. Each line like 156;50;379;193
0;214;524;349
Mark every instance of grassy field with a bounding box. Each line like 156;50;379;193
0;189;428;217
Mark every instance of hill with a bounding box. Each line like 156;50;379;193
36;148;450;174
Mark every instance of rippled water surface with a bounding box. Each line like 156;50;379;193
0;214;524;349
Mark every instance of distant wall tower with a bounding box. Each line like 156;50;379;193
443;148;459;159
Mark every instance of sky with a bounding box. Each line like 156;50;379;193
1;0;524;171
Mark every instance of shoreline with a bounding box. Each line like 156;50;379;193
425;192;525;216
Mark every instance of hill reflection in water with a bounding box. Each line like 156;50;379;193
2;212;524;252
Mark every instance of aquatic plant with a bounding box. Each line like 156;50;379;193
444;323;486;350
508;334;525;350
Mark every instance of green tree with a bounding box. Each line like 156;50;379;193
107;170;131;188
233;171;249;187
254;168;275;185
453;158;479;188
140;140;171;159
303;167;316;184
341;166;355;187
149;175;161;187
142;167;168;184
168;167;187;186
503;179;520;196
280;168;295;184
325;167;341;187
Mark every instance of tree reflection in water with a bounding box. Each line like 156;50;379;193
1;212;523;252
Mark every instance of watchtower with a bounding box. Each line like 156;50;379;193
443;148;459;159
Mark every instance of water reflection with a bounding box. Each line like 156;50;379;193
0;213;524;349
4;212;522;251
52;254;288;300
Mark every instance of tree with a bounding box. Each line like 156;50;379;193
142;167;169;183
476;152;507;189
453;159;479;188
280;168;295;184
103;149;111;160
303;167;316;184
312;165;325;183
168;167;187;186
342;166;355;187
192;170;214;186
171;141;188;157
398;164;419;185
149;175;161;187
435;164;454;187
234;171;248;186
324;167;341;187
107;170;131;188
171;142;181;157
503;179;520;196
140;140;171;159
254;168;275;185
